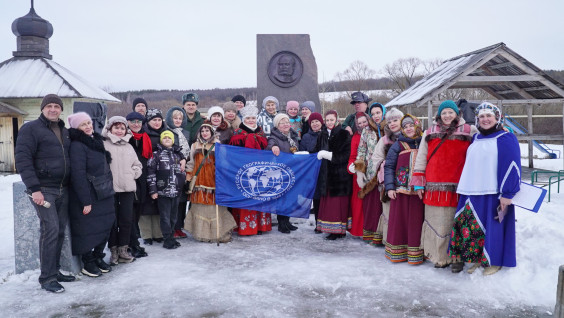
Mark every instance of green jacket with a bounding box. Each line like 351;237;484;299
183;110;204;145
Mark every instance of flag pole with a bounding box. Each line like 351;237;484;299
216;204;220;246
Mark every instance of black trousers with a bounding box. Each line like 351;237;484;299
157;196;179;239
109;192;135;247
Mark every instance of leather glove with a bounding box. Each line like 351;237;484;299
317;150;333;161
348;163;356;174
356;172;367;188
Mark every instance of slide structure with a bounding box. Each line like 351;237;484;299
504;114;558;159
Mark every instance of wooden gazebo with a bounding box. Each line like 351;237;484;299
385;42;564;168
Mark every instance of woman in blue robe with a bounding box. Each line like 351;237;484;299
449;102;521;275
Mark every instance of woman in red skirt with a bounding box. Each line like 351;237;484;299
384;114;425;264
228;105;272;235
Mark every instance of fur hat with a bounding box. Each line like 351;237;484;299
40;94;63;111
160;130;175;143
262;96;279;109
132;97;147;111
385;107;404;121
146;108;163;121
67;112;91;129
207;106;224;118
300;101;315;113
438;100;460;116
308;112;323;125
273;113;290;128
106;116;128;131
231;95;246;106
286;100;299;112
222;101;238;113
350;91;372;105
182;93;199;105
240;105;258;119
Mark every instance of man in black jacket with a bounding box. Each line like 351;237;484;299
15;94;75;293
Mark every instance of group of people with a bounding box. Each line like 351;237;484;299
15;90;521;294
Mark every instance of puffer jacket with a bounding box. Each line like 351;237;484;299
102;130;143;193
15;113;71;192
299;128;320;152
147;144;186;198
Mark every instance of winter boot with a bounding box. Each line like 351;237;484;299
467;263;481;274
325;233;339;240
118;246;135;263
483;265;501;276
174;229;187;238
278;222;290;234
109;246;119;266
287;220;298;231
451;262;465;273
131;245;148;258
81;261;102;277
163;236;178;249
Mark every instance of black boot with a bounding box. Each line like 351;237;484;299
278;222;291;234
163;236;178;249
325;233;339;240
94;257;112;273
287;220;298;231
131;245;148;258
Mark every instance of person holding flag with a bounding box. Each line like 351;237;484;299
184;124;237;243
266;113;301;234
228;105;272;235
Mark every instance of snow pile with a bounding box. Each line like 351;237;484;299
0;171;560;316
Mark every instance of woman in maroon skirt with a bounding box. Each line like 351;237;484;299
384;114;424;264
315;110;352;240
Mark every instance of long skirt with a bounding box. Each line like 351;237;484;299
348;174;364;237
421;205;456;266
362;188;383;244
449;194;516;267
385;193;424;265
184;203;237;243
317;195;351;234
376;201;390;246
231;209;272;236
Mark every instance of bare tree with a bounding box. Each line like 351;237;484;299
334;60;377;96
383;57;423;94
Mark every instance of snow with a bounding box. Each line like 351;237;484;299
0;164;561;316
520;143;564;171
0;58;119;102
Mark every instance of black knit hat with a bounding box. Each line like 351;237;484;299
231;95;246;106
132;97;148;111
146;108;163;121
40;94;63;111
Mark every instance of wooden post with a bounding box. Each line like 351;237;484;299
556;265;564;318
427;101;433;130
528;104;534;168
407;105;413;116
562;102;564;170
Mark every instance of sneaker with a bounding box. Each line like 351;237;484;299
143;238;153;245
41;280;65;293
174;229;187;238
94;258;112;273
56;272;76;282
81;262;102;277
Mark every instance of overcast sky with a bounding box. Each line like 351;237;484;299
1;0;563;92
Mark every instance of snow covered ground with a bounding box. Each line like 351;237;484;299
0;150;562;317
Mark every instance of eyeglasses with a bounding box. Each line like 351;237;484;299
128;120;143;125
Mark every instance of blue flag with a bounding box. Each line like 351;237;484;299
215;143;321;219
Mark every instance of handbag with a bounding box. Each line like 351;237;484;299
187;143;215;194
88;173;115;200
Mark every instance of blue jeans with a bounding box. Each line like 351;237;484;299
30;187;69;284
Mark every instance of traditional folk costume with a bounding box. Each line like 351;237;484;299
384;114;424;265
411;101;478;267
315;113;352;237
347;123;364;237
184;125;237;243
449;102;521;271
228;106;272;235
353;103;387;244
366;108;404;245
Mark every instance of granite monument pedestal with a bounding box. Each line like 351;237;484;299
13;181;81;275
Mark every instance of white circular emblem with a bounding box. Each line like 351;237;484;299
235;162;295;201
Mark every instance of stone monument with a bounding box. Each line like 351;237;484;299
257;34;321;113
13;181;81;275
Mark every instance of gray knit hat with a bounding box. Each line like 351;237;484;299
262;96;279;109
